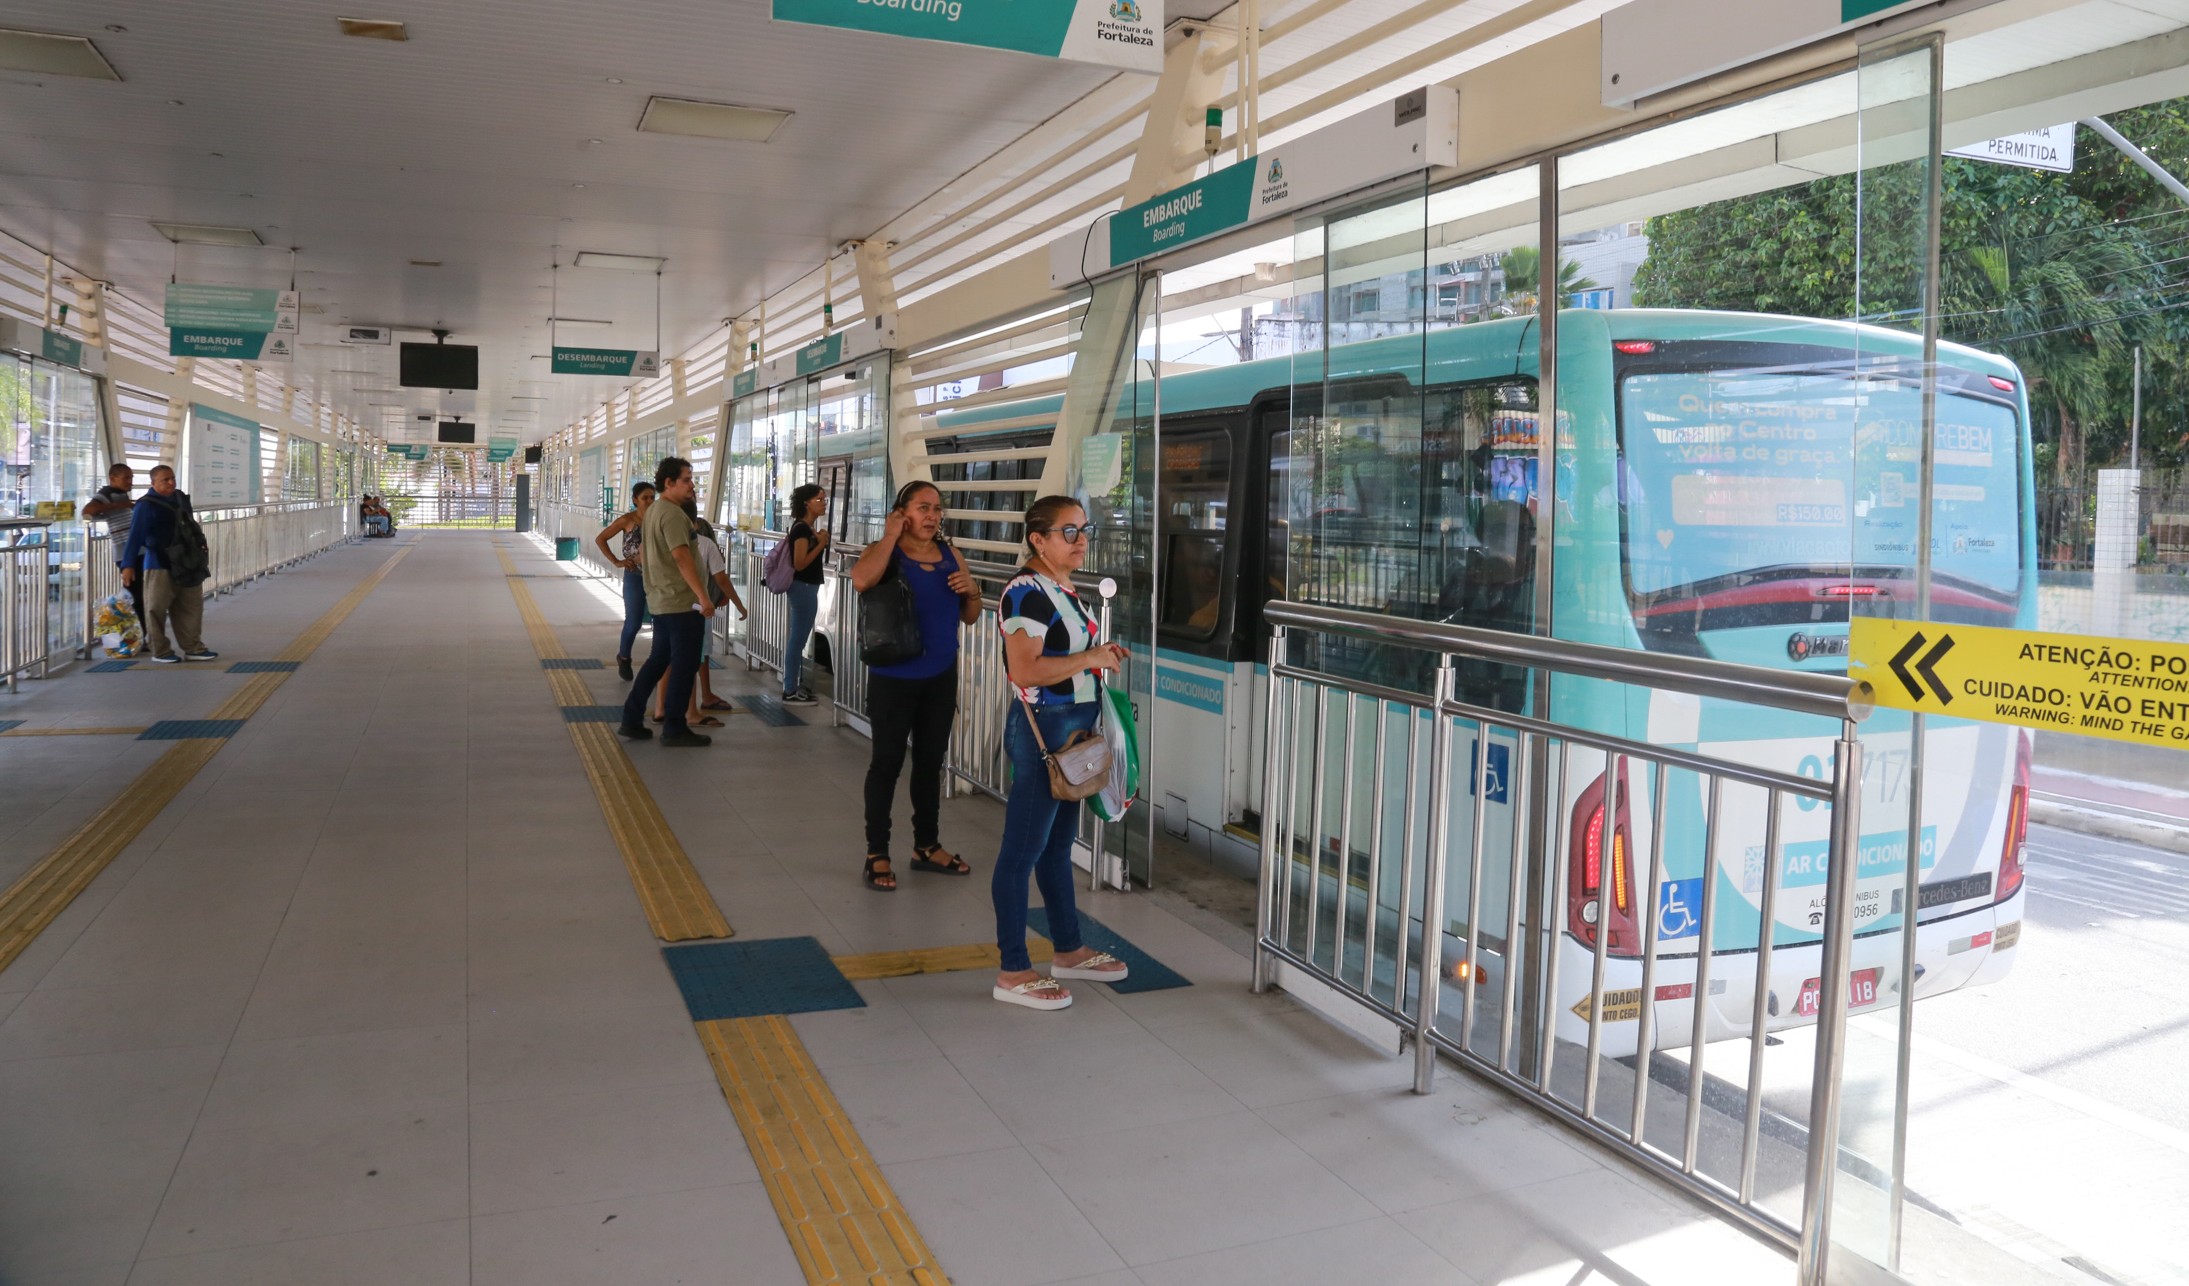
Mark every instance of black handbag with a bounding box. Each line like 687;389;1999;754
858;550;924;667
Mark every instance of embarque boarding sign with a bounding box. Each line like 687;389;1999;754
1851;618;2189;749
772;0;1161;73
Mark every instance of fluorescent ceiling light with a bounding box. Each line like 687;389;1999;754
637;96;790;143
150;221;262;246
337;17;409;41
0;29;121;80
546;316;612;326
571;252;666;272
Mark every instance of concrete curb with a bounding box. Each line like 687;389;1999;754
2030;797;2189;856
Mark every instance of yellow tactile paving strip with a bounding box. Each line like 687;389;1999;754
0;542;415;976
699;1014;949;1286
495;546;731;942
833;940;1052;981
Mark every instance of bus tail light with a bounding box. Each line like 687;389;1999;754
1998;731;2031;902
1613;340;1658;355
1570;765;1641;956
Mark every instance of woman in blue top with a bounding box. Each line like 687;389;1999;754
990;495;1129;1010
848;481;983;892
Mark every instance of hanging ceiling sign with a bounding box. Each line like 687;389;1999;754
732;368;759;399
771;0;1162;74
1601;0;1934;107
1050;87;1460;285
551;347;661;377
169;328;293;365
1948;125;2076;173
163;283;299;333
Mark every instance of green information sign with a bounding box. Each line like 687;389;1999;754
550;346;661;377
164;283;298;332
39;329;83;368
794;333;846;377
732;368;759;399
1841;0;1912;18
1108;161;1261;266
170;328;294;364
772;0;1161;73
487;436;518;463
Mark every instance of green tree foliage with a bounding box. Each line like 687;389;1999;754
1634;102;2189;475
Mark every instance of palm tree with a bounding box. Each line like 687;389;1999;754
1496;246;1601;314
1941;226;2148;483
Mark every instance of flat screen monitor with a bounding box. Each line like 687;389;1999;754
399;342;478;389
436;421;477;444
523;444;542;465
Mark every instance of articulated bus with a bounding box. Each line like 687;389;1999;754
930;308;2034;1055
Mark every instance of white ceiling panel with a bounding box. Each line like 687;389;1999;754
0;0;1137;436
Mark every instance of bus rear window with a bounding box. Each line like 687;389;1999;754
1617;366;2023;601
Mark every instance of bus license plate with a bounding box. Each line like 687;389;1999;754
1795;967;1881;1018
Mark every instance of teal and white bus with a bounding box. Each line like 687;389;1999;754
931;308;2034;1054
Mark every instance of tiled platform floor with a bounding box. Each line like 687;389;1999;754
0;532;1795;1285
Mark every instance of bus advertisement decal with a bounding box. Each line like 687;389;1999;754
1852;618;2189;750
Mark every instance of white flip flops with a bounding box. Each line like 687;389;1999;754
993;978;1074;1010
1050;952;1130;983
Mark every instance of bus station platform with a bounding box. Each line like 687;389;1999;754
0;532;1789;1286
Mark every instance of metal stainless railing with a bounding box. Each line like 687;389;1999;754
1253;601;1871;1282
0;523;47;691
534;502;621;581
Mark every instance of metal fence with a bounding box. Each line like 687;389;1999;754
1254;601;1869;1282
0;500;353;691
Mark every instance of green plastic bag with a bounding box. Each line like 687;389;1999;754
1090;682;1141;822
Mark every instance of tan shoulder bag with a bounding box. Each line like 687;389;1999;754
1021;702;1111;801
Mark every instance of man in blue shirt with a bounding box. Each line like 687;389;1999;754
120;465;218;664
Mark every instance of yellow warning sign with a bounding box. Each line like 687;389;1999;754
1851;617;2189;748
1571;988;1644;1023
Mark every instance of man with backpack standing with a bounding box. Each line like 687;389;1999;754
120;465;218;664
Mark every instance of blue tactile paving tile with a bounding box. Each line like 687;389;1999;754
138;719;247;741
736;694;806;727
89;660;137;672
540;658;605;670
226;660;302;673
0;720;22;733
1027;908;1191;993
561;705;629;723
661;937;866;1021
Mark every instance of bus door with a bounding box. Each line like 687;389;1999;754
816;456;853;542
1150;422;1237;847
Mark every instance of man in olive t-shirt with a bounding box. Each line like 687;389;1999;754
619;457;716;746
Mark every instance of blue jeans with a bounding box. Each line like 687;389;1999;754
993;701;1095;973
783;580;819;696
618;568;647;660
623;608;703;734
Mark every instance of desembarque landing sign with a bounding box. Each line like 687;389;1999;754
1601;0;1936;107
1049;87;1460;286
772;0;1162;74
550;347;661;377
164;283;298;333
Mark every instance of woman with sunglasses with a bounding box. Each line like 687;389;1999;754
848;481;983;892
990;495;1130;1010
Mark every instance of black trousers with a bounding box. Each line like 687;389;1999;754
623;608;704;734
864;668;958;856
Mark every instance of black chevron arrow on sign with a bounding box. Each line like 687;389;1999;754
1887;631;1955;705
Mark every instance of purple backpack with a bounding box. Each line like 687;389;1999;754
762;534;796;593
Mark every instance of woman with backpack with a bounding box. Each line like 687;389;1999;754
780;483;829;705
847;481;983;892
596;480;657;682
989;495;1128;1009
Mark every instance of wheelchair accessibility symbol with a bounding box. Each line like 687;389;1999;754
1657;878;1703;941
